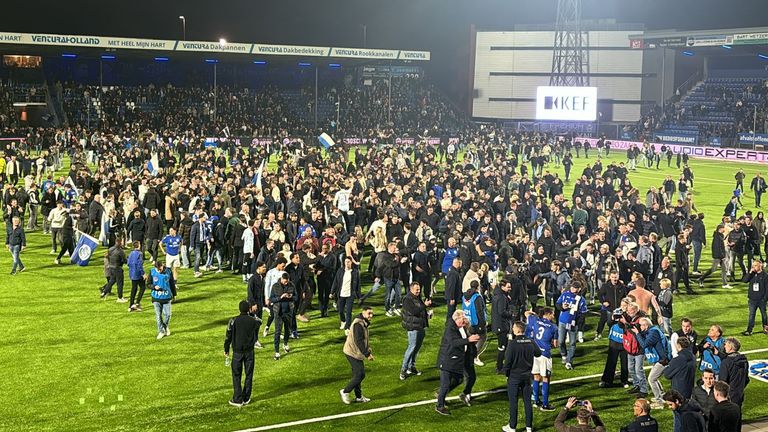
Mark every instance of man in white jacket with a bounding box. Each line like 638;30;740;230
47;201;68;254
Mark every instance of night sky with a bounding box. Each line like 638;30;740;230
1;0;766;101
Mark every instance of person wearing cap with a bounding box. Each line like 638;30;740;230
224;300;259;407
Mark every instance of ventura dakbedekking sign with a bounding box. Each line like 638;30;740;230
0;32;431;61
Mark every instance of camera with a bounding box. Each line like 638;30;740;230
575;400;588;407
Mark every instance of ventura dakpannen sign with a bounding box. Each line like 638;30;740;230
0;32;430;61
536;86;597;122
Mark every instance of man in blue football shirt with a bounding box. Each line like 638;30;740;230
525;308;559;411
556;282;588;370
160;226;182;282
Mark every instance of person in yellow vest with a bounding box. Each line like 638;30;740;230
340;306;374;405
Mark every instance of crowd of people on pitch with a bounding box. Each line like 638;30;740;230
1;88;764;431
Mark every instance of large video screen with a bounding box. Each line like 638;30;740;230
535;86;597;121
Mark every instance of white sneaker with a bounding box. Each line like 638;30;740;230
474;357;485;367
393;308;402;316
723;284;733;289
274;352;281;360
561;356;567;364
283;344;290;353
216;269;223;273
165;327;171;336
194;272;202;278
578;332;584;343
254;341;263;349
385;310;394;317
340;389;351;405
565;362;573;370
501;425;516;432
116;298;128;303
340;321;346;330
50;249;56;254
156;333;165;340
355;396;371;403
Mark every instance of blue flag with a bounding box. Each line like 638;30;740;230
71;232;99;266
318;133;335;150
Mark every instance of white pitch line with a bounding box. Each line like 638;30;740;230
234;347;768;431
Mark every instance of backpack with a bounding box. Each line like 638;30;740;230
623;323;641;355
644;327;670;364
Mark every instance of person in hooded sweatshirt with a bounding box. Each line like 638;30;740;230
663;337;697;399
717;337;750;407
662;389;706;432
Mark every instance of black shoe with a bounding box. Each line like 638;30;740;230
742;330;753;336
407;367;422;376
627;385;640;394
598;381;610;388
540;404;556;412
458;393;471;407
434;406;451;416
399;371;408;381
242;398;251;405
686;290;697;295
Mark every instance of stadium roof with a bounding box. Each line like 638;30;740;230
0;31;430;62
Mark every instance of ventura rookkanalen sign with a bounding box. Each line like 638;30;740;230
576;137;768;164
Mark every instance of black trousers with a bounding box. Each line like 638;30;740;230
129;278;146;306
318;277;332;315
298;277;316;315
674;267;691;292
601;344;629;385
496;330;508;371
56;237;75;261
596;310;610;336
437;370;463;408
231;350;255;403
344;354;365;398
232;248;243;272
507;376;533;429
103;267;124;298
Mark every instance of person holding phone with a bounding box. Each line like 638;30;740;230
554;397;605;432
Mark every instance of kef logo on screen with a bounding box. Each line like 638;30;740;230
536;86;597;121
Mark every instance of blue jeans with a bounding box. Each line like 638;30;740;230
153;301;172;334
383;278;401;311
401;329;425;371
628;354;647;393
692;240;703;272
338;296;354;329
557;322;577;364
10;245;24;273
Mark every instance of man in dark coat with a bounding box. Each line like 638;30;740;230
435;309;479;415
718;337;749;407
707;381;742;432
664;337;697;398
444;257;463;321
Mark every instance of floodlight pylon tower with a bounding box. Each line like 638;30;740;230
550;0;590;86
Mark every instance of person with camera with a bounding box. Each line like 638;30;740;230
400;282;431;381
632;317;671;410
501;321;541;432
599;298;631;388
224;301;259;407
435;309;479;416
554;397;605;432
622;302;649;398
620;399;658;432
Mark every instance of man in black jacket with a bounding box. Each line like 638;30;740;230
620;399;658;432
743;260;768;335
6;216;26;274
269;273;295;360
692;369;717;422
698;225;729;289
246;261;267;349
708;381;742;432
145;209;163;264
224;301;259;407
718;337;749;407
101;237;126;300
502;320;541;432
492;280;514;373
663;337;696;399
444;257;463;321
690;214;706;274
435;309;479;415
400;282;431;380
596;271;626;339
663;390;706;432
